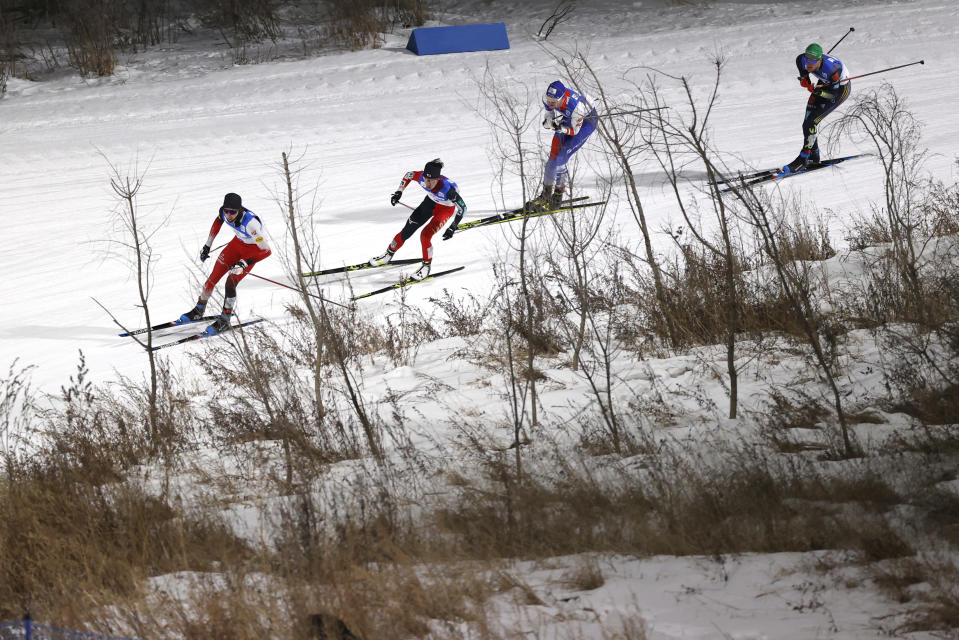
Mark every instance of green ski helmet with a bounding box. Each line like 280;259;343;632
804;43;823;61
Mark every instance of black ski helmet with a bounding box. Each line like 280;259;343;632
423;158;443;179
222;192;242;210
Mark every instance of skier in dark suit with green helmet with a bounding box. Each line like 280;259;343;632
782;43;852;174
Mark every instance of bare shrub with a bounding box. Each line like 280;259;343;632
104;1;192;51
59;0;118;76
470;62;555;443
195;323;367;473
428;289;496;344
327;0;429;50
39;353;151;478
838;85;938;325
843;181;959;328
835;92;959;419
546;255;635;453
378;295;442;367
201;0;282;44
537;0;574;40
0;11;14;98
734;193;858;457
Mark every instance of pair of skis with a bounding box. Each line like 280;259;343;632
301;258;462;300
712;154;871;193
119;316;265;351
351;266;466;300
453;196;603;232
303;258;466;300
303;197;606;300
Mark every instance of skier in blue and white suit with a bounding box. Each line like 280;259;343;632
782;42;851;174
528;80;598;210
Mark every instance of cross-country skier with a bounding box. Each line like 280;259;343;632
368;158;466;282
179;192;272;333
782;43;851;174
527;80;598;210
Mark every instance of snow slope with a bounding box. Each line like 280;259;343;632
3;0;956;395
2;0;958;637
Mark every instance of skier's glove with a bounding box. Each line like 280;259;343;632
550;114;564;131
230;259;249;276
390;190;402;206
443;225;457;241
799;77;814;92
542;114;554;130
199;244;211;262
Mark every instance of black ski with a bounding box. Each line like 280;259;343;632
119;316;218;337
352;266;465;301
149;318;266;351
455;196;590;232
707;168;773;186
718;171;781;192
718;154;871;194
302;258;422;278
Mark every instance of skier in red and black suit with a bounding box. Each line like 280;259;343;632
369;158;467;281
179;192;272;333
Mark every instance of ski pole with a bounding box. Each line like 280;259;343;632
841;59;924;83
246;272;350;309
598;107;668;117
827;27;854;54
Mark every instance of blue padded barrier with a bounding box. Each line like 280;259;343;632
406;23;509;56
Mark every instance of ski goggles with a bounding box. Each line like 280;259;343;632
802;55;821;68
223;207;240;216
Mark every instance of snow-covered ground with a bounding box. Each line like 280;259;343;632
3;0;956;396
2;0;959;637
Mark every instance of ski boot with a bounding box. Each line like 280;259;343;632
207;313;232;335
524;186;554;212
410;262;432;281
549;187;565;208
179;302;206;324
369;249;394;267
781;148;812;175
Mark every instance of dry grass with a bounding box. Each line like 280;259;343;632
891;382;959;426
0;461;253;624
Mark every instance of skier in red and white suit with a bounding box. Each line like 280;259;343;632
179;192;271;333
368;158;467;281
